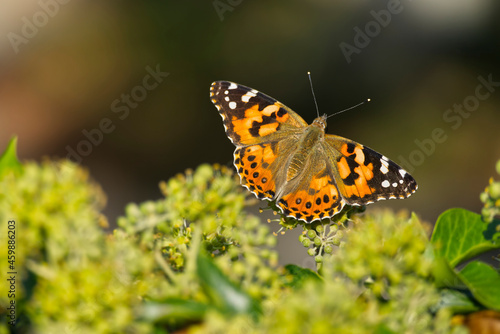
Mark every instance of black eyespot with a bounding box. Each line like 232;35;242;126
295;198;302;204
253;172;259;178
316;198;321;205
323;195;329;203
262;177;267;183
305;202;312;209
250;162;257;169
248;155;256;161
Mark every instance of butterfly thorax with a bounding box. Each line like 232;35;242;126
286;117;327;182
311;114;328;130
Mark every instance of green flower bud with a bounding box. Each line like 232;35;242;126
488;182;500;199
482;207;493;223
307;230;317;239
302;238;311;248
313;237;322;246
329;224;339;233
331;236;342;246
480;191;489;203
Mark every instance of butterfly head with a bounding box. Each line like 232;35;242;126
311;114;328;131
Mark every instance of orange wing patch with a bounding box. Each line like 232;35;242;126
234;144;278;200
230;103;289;143
277;171;345;223
336;143;379;202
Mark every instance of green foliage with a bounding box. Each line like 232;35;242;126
430;202;500;312
458;261;500;310
0;137;22;179
480;162;500;223
116;164;280;303
432;209;500;267
2;138;500;333
256;211;454;334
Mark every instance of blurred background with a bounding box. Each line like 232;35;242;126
1;0;499;265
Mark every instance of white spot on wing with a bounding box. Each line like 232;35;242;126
228;83;238;89
392;182;398;187
399;169;407;178
224;90;229;94
381;180;390;188
224;96;230;101
229;101;237;109
380;164;389;174
242;91;257;102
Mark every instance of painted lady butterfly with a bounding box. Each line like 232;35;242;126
210;81;417;223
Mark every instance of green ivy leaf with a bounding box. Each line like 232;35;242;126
139;299;208;323
431;255;465;289
283;264;322;289
374;324;398;334
0;136;23;179
197;252;261;317
438;289;481;313
431;208;500;267
458;261;500;311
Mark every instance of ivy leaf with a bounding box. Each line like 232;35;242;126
139;298;208;323
431;208;500;267
458;261;500;311
438;289;481;313
431;255;465;289
197;252;261;317
0;136;23;179
373;324;398;334
283;264;322;289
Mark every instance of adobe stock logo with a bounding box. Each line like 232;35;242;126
213;0;243;21
397;74;500;174
339;0;412;64
65;65;169;164
7;0;71;54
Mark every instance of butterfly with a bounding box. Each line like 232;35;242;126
210;81;417;223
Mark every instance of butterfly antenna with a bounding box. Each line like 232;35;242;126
327;98;371;119
307;72;320;118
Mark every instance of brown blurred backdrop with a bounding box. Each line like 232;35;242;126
1;0;500;264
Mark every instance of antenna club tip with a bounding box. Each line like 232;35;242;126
367;98;371;102
307;71;311;75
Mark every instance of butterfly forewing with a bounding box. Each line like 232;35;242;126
210;81;307;146
324;136;417;206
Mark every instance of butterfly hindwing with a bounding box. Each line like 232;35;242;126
234;144;278;200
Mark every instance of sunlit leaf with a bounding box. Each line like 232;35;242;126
0;136;22;179
431;208;500;267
